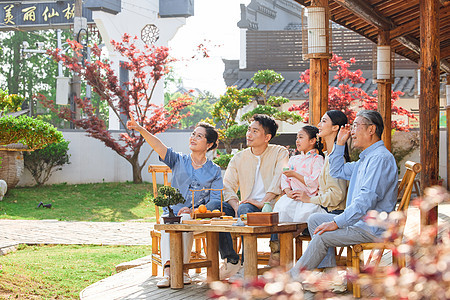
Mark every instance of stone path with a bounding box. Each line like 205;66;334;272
0;219;152;255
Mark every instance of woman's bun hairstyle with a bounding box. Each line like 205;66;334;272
196;122;218;151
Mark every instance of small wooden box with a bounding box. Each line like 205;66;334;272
246;212;279;226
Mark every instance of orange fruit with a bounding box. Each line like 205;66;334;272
206;210;211;213
212;209;220;213
194;208;200;214
198;204;207;213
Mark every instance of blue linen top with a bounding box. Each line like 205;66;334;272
329;140;398;236
159;147;223;215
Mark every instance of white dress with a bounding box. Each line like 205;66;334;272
274;150;326;222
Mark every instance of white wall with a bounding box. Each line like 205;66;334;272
398;130;448;188
17;130;191;186
91;0;187;129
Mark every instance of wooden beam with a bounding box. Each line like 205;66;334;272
442;45;450;59
390;5;450;39
396;36;450;73
332;0;394;30
329;0;450;73
390;19;419;39
396;36;421;54
419;0;440;228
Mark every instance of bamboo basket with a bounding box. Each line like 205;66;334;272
0;144;27;188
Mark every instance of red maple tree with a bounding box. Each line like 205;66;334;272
289;54;415;130
37;34;191;183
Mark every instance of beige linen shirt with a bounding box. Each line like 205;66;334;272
223;144;289;203
309;153;347;211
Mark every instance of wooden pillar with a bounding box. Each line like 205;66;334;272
308;0;329;126
377;30;392;151
447;74;450;191
419;0;440;227
310;58;329;126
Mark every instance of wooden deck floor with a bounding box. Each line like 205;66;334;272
80;204;449;299
79;263;210;300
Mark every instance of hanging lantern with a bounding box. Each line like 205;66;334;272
416;69;421;96
377;45;391;80
308;7;327;54
373;45;394;82
446;84;450;107
302;6;331;59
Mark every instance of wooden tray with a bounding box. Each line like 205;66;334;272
247;212;279;226
209;218;238;225
192;212;224;219
183;219;211;224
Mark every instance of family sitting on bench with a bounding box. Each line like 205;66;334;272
128;110;398;288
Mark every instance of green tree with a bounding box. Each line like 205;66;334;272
208;86;252;154
209;70;302;156
0;30;62;114
0;29;107;127
239;70;303;124
23;140;70;185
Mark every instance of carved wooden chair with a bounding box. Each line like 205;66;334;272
347;160;422;298
149;165;207;276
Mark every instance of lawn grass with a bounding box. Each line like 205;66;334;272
0;182;157;222
0;244;150;299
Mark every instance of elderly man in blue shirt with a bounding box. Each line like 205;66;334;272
290;110;398;276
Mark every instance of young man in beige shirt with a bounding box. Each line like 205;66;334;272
209;114;289;280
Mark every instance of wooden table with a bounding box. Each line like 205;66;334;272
154;222;306;289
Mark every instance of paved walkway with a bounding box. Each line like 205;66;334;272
0;219;153;255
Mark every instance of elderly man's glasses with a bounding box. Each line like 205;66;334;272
351;122;373;130
190;132;206;140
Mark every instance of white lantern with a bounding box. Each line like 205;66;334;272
377;45;391;80
446;84;450;107
56;76;70;105
307;7;327;54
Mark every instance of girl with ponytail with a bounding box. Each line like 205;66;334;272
296;110;349;216
273;125;326;224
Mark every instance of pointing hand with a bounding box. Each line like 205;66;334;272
127;113;140;130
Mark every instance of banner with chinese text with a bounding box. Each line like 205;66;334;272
0;1;93;31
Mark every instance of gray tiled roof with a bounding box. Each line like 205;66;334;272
232;77;425;100
232;76;446;100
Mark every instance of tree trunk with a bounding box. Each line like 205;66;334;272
10;31;23;94
127;149;144;184
224;142;232;154
130;157;143;183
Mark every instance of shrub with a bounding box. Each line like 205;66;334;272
148;186;185;217
0;89;24;114
0;115;63;150
23;140;70;185
213;153;234;170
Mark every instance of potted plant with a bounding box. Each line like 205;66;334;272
151;186;185;224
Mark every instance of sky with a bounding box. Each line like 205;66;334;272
168;0;250;96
